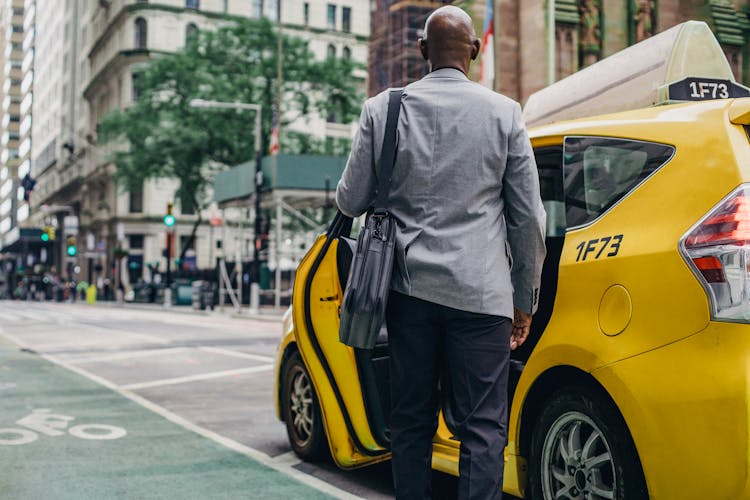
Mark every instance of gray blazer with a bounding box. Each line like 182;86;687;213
336;68;546;318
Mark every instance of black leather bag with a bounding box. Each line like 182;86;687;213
339;89;403;349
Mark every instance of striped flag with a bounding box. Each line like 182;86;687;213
479;0;495;89
269;108;280;155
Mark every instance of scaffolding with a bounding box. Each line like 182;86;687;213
368;0;453;96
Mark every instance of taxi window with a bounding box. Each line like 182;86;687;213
534;146;565;237
563;137;675;228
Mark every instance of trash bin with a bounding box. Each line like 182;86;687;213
192;280;205;310
175;283;193;306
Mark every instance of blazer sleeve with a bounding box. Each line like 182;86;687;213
336;99;377;217
503;102;547;314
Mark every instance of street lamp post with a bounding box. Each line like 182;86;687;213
189;99;263;313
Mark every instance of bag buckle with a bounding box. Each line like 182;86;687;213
371;212;388;241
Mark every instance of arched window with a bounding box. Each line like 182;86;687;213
134;17;147;49
185;23;198;45
343;46;351;60
327;44;336;59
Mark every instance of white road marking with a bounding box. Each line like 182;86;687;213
198;346;274;363
65;347;189;364
0;312;22;323
120;365;274;390
0;335;361;499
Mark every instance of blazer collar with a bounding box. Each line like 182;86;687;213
423;67;469;81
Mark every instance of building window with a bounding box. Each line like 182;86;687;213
327;44;336;59
327;4;336;30
185;23;198;45
134;17;147;49
132;72;141;101
129;234;144;249
343;46;351;59
304;3;309;26
342;7;351;33
251;0;262;18
327;95;343;123
129;183;143;213
222;0;228;12
185;0;199;9
180;235;194;251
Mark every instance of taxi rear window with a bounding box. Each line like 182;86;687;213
563;137;675;228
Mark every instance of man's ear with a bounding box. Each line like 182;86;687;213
418;38;428;61
471;38;481;61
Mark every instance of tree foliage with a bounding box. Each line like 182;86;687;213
99;17;362;232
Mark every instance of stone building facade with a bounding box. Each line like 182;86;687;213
24;0;369;292
493;0;750;104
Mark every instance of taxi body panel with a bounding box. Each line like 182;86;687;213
593;321;750;499
274;87;750;498
290;235;389;468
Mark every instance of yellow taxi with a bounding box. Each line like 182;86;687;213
274;21;750;499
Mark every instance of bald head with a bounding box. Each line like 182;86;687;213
419;6;480;74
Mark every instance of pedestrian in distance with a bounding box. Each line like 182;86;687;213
336;5;546;500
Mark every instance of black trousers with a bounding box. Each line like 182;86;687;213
387;291;511;500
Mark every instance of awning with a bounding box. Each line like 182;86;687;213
1;227;46;254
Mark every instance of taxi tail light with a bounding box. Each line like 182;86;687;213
682;185;750;322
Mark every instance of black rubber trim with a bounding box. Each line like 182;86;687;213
302;211;386;458
354;347;390;447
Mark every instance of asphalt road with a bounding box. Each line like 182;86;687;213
0;300;468;499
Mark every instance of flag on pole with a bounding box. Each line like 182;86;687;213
479;0;495;89
269;107;280;156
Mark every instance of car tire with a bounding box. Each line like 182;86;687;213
527;386;648;500
282;351;329;462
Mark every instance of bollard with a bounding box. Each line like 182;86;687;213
86;284;97;305
250;282;260;314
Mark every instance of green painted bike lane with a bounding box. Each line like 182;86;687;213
0;338;333;500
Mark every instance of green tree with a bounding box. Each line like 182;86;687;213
99;17;362;260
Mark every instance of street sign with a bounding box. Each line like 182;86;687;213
63;216;79;234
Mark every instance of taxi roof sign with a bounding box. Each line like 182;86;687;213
523;21;749;128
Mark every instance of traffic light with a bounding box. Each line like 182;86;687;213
41;226;55;242
66;236;77;257
163;201;176;227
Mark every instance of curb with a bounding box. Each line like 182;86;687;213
91;301;286;322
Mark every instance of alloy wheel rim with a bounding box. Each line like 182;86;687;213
289;369;314;445
541;411;616;500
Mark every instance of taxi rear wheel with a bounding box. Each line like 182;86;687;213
282;351;328;461
528;387;648;500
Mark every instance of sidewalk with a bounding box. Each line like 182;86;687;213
0;336;328;500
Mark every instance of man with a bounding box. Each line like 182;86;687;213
336;6;546;499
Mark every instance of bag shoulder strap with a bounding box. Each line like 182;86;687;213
374;88;403;214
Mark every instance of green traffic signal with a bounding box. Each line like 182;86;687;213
41;233;49;242
163;214;176;227
65;235;77;257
